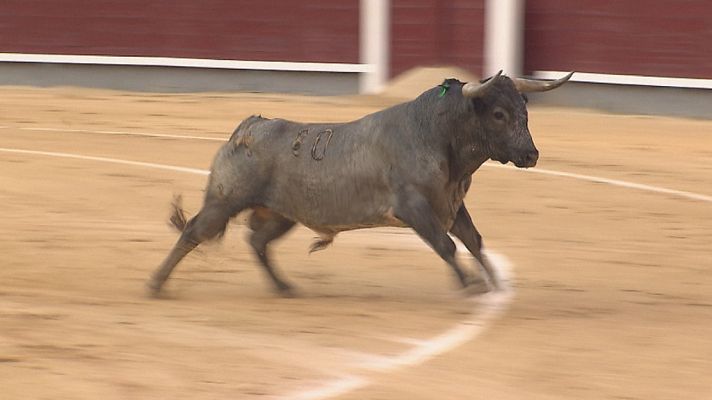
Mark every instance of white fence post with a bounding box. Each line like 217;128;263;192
484;0;524;77
360;0;390;94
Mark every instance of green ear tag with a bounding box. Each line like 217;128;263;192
438;81;450;98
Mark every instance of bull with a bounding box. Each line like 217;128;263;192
147;71;573;297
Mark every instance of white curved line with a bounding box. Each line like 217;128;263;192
1;125;226;142
355;251;513;369
281;251;513;400
0;147;210;176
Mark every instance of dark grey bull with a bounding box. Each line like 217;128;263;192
147;71;573;297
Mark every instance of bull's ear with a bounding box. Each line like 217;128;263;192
513;72;574;93
462;70;502;98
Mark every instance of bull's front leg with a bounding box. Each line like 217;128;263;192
393;191;485;293
449;204;502;291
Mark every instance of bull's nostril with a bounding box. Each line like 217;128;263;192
527;150;539;165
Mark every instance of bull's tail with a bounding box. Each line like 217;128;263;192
168;194;228;241
169;194;188;232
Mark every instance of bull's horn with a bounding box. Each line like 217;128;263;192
462;70;503;98
513;72;574;93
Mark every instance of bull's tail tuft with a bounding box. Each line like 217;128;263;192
169;194;188;232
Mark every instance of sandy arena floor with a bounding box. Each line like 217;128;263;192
0;86;711;399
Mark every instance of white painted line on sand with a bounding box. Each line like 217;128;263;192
487;163;712;203
355;251;513;372
281;251;513;400
0;147;210;176
0;125;226;142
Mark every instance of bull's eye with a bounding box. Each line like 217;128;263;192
493;110;505;121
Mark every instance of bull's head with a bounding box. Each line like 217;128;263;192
462;71;573;168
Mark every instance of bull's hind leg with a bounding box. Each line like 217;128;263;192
449;204;501;291
147;201;235;296
248;208;296;296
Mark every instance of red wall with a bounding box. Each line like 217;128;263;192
525;0;712;79
390;0;485;78
3;1;710;81
0;0;359;63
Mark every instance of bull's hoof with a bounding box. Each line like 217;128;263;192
462;277;491;297
274;282;299;298
488;279;504;293
276;286;299;298
145;279;165;298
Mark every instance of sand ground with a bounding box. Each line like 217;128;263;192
0;86;711;399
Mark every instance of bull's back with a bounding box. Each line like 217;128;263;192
220;116;399;230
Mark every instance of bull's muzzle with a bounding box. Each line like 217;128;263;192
515;149;539;168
